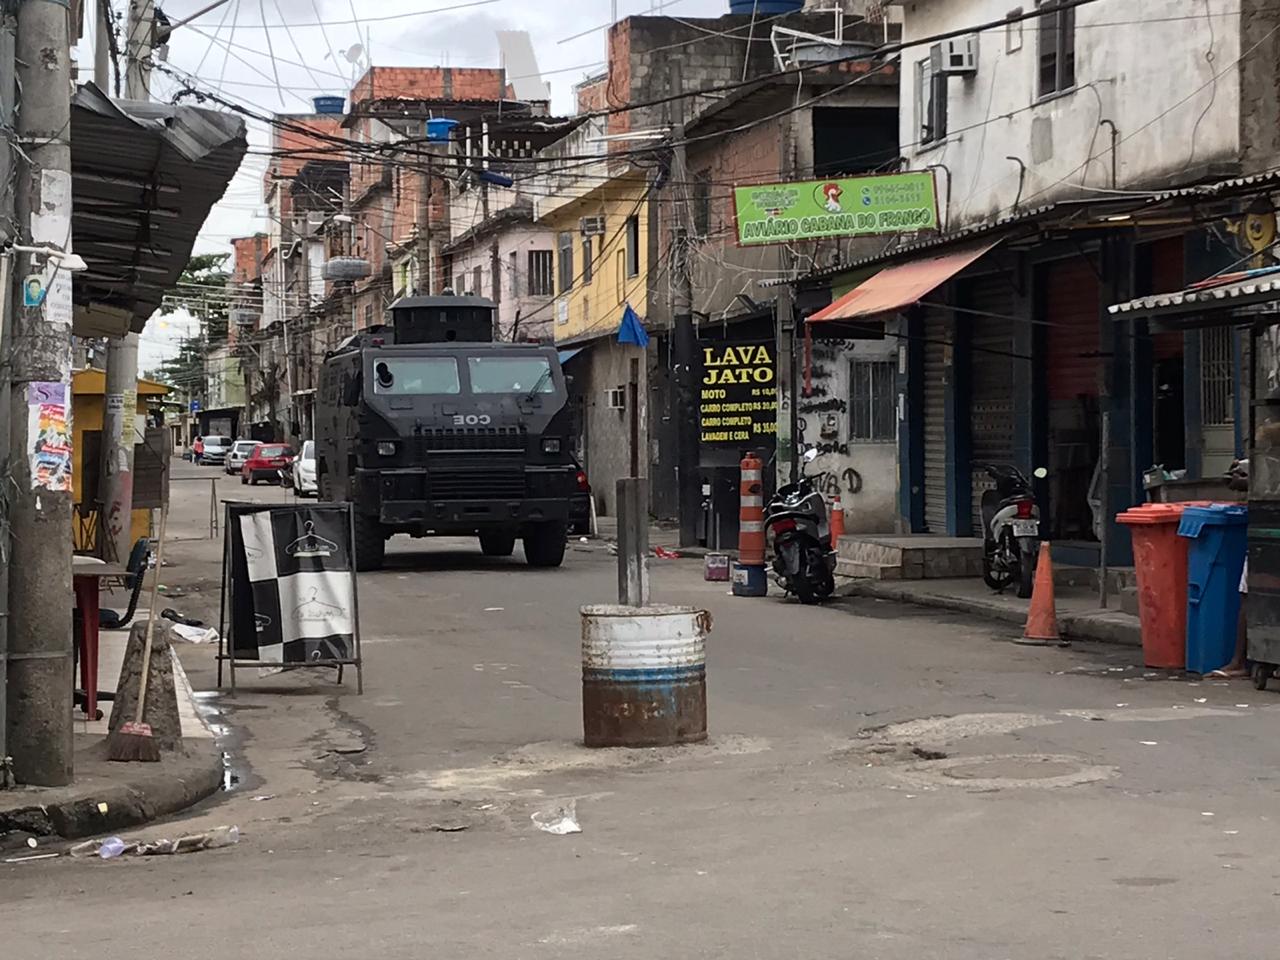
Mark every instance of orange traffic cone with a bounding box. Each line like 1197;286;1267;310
830;495;844;549
1017;542;1067;646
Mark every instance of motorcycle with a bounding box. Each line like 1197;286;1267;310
765;450;837;604
978;463;1048;599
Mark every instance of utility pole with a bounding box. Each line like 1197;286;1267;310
8;0;76;786
669;60;699;547
0;0;17;789
98;0;152;562
95;0;111;89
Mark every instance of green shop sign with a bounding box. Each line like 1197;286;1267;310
733;171;939;246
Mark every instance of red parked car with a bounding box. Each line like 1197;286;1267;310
241;443;295;485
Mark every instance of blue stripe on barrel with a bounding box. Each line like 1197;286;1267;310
580;604;711;748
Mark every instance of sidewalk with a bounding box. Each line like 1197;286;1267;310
592;517;729;559
835;576;1143;647
1;620;223;848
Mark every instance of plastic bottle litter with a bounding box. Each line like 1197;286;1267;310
532;800;581;836
70;826;240;860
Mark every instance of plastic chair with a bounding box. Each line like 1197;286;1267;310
99;537;150;630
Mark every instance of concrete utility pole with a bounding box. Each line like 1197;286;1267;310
669;61;700;547
98;0;152;563
7;0;76;786
0;0;17;788
95;0;111;89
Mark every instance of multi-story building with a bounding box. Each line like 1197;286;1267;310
795;0;1280;571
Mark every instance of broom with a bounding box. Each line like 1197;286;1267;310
107;506;168;763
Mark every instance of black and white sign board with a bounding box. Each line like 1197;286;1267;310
218;502;364;693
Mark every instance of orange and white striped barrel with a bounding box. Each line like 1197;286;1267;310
738;451;766;567
830;495;844;548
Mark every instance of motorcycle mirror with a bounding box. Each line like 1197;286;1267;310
1033;467;1049;479
802;447;819;463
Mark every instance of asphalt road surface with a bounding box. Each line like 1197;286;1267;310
6;460;1279;959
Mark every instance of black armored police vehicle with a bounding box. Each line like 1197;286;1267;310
315;294;579;571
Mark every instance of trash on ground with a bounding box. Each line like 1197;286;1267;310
579;537;589;543
70;826;240;860
1139;741;1159;746
96;802;108;814
25;837;37;849
3;853;57;863
171;623;219;644
532;800;582;835
251;794;276;802
483;607;504;612
428;823;469;832
653;546;680;559
161;608;205;628
1201;811;1215;817
1194;698;1208;703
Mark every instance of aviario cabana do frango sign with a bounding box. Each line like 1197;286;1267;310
732;171;939;246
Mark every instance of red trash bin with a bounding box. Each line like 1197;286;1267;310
1116;502;1207;668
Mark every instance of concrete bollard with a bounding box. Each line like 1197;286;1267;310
581;604;710;748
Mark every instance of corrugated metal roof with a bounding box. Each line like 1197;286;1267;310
1149;169;1280;202
71;84;248;336
1109;273;1280;317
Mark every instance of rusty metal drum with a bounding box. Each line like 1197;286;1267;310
580;604;711;748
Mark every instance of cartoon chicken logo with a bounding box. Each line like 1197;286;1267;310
818;181;843;213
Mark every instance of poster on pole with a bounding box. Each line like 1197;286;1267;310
733;171;939;246
220;503;363;692
27;381;72;491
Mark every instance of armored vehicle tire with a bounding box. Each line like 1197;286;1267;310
479;532;517;557
353;513;387;571
523;521;567;568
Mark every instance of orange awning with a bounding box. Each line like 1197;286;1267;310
808;239;1002;323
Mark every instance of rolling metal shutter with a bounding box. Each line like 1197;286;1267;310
966;275;1017;533
922;310;950;533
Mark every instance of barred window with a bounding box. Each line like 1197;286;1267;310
849;360;896;441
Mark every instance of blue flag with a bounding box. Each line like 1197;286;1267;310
616;304;650;348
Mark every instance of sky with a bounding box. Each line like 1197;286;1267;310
82;0;734;370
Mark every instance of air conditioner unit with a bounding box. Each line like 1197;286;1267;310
940;34;978;75
579;215;606;236
229;308;259;327
607;386;626;410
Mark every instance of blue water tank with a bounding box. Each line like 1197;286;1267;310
730;0;803;13
312;96;345;115
426;117;459;143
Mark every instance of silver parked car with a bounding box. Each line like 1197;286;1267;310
198;435;231;466
225;439;258;475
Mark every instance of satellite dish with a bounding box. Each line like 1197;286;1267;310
343;43;364;64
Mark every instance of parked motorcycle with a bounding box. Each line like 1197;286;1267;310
765;450;837;604
978;463;1048;599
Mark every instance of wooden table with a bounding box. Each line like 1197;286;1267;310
72;556;130;720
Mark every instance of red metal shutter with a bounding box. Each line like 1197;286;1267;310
1046;259;1101;400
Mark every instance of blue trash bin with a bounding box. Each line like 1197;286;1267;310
1177;504;1249;674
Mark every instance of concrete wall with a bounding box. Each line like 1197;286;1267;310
899;0;1244;229
448;222;558;342
574;339;649;518
797;336;899;534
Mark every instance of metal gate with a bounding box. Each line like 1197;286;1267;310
923;310;950;533
965;276;1016;533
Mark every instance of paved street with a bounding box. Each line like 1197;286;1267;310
6;461;1279;958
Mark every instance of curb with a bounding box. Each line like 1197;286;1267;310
834;578;1142;648
0;743;224;842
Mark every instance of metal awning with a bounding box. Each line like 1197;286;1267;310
558;347;584;364
808;239;1001;323
1108;267;1280;325
70;84;248;337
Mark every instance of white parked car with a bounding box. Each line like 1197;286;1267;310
225;439;258;475
198;435;231;466
293;440;318;497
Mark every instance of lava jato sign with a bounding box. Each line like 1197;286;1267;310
733;171;939;246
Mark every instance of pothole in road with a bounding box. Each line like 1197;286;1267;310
896;753;1116;791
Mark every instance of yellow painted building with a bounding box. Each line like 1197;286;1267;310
540;176;649;344
71;369;169;551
